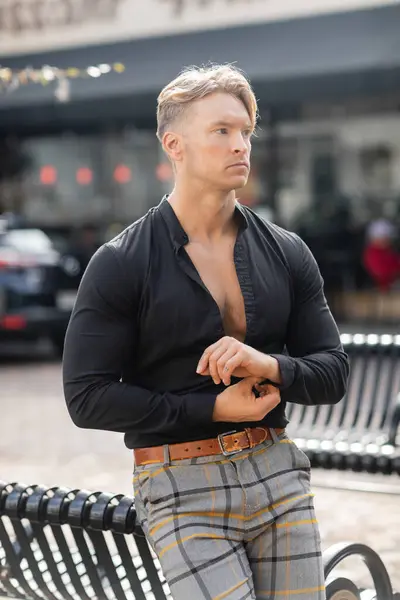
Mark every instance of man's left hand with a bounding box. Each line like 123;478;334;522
196;336;281;386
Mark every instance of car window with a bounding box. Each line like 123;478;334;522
2;229;54;253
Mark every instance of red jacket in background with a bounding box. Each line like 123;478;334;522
363;244;400;291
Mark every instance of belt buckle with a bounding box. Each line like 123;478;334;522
218;430;245;456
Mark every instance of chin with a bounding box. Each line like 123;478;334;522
229;175;249;190
216;175;247;191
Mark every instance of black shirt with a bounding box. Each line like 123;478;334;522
63;197;349;449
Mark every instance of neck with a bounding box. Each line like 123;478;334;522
168;179;237;242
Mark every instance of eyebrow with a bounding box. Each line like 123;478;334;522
210;120;253;129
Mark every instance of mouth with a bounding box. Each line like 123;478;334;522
228;162;249;170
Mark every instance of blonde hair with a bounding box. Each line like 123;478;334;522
156;64;258;141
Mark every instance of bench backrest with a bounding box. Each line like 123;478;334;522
286;334;400;443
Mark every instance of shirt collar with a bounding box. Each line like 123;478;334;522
158;195;249;251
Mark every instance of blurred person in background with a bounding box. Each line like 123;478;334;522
63;64;348;600
363;218;400;292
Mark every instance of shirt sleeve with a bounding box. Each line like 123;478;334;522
270;235;350;405
62;244;217;434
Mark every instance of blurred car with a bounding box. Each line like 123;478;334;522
43;224;99;291
0;222;76;355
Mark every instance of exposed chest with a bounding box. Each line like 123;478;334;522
185;241;247;341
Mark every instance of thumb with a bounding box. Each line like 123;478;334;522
240;376;264;389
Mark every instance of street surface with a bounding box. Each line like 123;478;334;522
1;346;399;594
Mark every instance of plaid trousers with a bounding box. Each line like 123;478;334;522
133;429;326;600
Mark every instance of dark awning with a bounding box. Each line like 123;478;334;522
1;4;400;126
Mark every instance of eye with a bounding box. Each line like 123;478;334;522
243;129;253;139
216;128;228;135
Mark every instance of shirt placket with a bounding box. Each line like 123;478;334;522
233;236;256;342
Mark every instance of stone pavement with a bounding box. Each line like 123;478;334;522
1;356;399;593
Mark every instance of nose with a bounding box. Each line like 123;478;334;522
232;132;248;155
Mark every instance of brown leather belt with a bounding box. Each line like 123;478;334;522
134;427;285;466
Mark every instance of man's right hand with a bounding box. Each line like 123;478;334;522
212;377;281;423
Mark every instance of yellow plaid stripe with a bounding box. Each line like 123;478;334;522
213;578;250;599
276;519;318;529
260;585;326;596
149;492;314;537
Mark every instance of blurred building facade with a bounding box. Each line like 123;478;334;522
1;0;400;321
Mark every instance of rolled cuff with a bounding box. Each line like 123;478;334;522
269;354;297;390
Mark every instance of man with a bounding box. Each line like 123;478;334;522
63;64;349;599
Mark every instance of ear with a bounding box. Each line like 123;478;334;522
162;132;183;163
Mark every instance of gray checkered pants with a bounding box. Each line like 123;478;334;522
133;429;325;600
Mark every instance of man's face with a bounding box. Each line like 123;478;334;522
173;92;253;191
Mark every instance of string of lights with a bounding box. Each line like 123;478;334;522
0;62;126;99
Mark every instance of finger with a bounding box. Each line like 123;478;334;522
254;383;273;393
199;366;210;376
256;381;280;393
208;346;230;385
216;347;238;385
254;385;270;396
196;346;215;374
196;338;228;373
220;351;243;386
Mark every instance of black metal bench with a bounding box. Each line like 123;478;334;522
286;332;400;474
1;482;398;600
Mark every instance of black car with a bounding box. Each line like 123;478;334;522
0;223;76;355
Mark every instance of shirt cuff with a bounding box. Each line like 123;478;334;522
187;393;217;425
269;354;297;390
